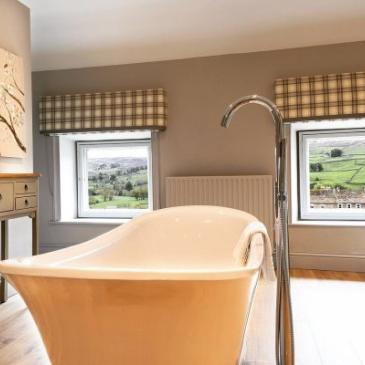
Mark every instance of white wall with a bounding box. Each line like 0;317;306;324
33;39;365;271
0;1;33;280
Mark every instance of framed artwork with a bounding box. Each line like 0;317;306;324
0;48;26;158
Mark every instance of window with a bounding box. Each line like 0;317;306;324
77;138;153;219
298;128;365;221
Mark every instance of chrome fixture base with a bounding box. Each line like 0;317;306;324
221;95;295;365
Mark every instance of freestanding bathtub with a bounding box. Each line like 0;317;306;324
0;206;267;365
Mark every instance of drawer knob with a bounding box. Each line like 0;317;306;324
24;184;28;191
25;199;29;206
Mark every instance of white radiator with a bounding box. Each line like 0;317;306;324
165;175;273;239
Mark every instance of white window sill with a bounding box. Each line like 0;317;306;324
50;218;130;225
290;220;365;227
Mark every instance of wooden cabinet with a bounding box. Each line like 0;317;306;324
0;173;40;304
0;184;14;213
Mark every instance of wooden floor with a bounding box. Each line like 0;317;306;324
291;270;365;365
0;270;364;365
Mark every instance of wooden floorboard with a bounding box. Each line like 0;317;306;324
0;270;364;364
0;295;49;365
291;269;365;365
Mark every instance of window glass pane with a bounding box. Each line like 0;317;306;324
87;145;150;211
308;135;365;210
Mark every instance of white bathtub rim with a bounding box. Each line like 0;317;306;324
0;205;265;281
0;264;262;281
0;240;264;281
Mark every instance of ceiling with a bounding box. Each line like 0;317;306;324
20;0;365;72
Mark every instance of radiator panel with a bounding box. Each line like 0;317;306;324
165;175;273;239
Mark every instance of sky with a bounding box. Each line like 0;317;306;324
309;135;365;148
87;145;148;159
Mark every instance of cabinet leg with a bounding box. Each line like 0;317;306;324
0;221;9;304
32;212;39;255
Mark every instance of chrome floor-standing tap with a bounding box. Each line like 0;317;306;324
221;95;295;365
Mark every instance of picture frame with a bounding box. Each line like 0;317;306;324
0;47;26;158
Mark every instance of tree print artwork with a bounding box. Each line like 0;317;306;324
0;48;26;157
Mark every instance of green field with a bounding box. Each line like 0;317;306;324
87;158;149;210
89;195;148;209
309;139;365;192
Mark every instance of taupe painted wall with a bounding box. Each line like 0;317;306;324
0;1;33;261
33;41;365;270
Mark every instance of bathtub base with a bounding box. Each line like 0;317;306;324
9;274;259;365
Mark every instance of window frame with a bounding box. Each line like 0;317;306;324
298;127;365;221
76;138;153;219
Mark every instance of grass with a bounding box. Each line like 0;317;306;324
89;195;148;209
310;170;362;190
88;167;149;210
309;141;365;192
351;167;365;185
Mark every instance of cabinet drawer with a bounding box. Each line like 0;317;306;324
0;183;14;213
15;181;36;195
15;196;37;210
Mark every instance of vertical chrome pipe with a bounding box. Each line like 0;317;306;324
221;95;295;365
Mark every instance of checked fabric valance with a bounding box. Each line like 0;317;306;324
275;72;365;122
39;88;167;134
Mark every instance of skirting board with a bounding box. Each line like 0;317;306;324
40;244;67;254
290;252;365;272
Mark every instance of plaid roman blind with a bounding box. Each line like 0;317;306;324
274;72;365;122
39;88;167;134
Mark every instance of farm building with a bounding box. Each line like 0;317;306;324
311;189;365;209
